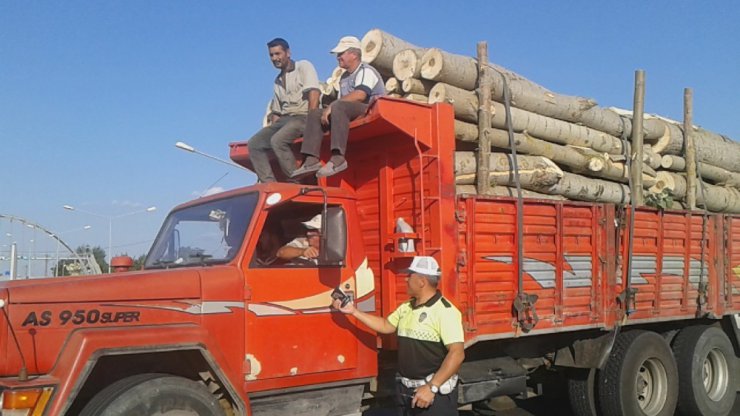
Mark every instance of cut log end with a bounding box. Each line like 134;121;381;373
393;49;420;81
428;83;447;104
385;77;401;94
361;29;383;64
420;49;443;81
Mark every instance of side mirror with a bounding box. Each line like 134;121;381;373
318;207;346;267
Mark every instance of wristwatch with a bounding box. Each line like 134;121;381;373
429;384;439;394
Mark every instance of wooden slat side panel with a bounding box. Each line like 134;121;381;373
465;198;607;337
728;217;740;309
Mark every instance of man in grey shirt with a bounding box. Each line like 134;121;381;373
247;38;320;182
291;36;385;179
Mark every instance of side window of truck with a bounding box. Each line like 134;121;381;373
250;203;344;269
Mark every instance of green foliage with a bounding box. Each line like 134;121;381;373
645;189;674;210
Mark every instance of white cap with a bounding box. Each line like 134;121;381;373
330;36;361;54
405;256;441;277
302;214;322;230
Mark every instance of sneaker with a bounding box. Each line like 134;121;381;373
316;160;348;178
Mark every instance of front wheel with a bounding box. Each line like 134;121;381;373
80;374;227;416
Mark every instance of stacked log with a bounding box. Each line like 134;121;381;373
356;29;740;212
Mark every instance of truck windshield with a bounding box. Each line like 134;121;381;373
144;192;259;269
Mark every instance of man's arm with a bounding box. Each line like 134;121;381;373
276;245;317;260
333;299;396;334
269;93;281;124
412;342;464;408
307;89;320;110
338;89;368;103
429;342;465;387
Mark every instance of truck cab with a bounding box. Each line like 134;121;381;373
0;182;382;415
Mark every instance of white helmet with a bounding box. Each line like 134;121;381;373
404;256;441;277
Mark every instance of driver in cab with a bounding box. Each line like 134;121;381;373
276;214;321;264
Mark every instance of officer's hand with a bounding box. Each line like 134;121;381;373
331;298;356;314
411;385;434;408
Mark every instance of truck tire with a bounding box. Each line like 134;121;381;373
598;330;678;416
80;374;226;416
567;368;598;416
671;326;737;416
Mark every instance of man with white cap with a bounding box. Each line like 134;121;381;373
333;256;465;415
276;214;322;263
291;35;386;179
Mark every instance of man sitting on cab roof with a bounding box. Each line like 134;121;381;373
291;36;386;179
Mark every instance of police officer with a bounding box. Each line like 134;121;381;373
333;256;465;415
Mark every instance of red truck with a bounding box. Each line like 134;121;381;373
1;98;739;416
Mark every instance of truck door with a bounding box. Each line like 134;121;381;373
243;201;360;383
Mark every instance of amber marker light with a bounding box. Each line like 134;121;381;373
2;387;53;415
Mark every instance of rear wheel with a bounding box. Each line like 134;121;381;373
80;374;226;416
672;326;737;416
567;368;598;416
598;330;678;416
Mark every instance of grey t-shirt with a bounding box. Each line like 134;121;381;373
338;63;386;103
270;60;320;116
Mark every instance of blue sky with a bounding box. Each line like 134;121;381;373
1;1;738;273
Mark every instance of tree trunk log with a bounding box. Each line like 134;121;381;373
361;29;422;75
534;172;632;204
650;172;740;213
401;78;436;95
661;154;686;170
393;49;427;81
454;119;478;141
402;94;428;103
642;144;661;170
430;83;624;154
456;185;566;200
421;48;480;90
661;155;740;187
456;152;636;203
455;153;563;186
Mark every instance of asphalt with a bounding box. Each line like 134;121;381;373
363;393;740;415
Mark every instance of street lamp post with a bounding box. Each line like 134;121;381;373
63;205;157;273
175;141;250;171
52;225;92;277
25;224;35;278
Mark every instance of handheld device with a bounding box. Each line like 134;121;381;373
331;287;351;308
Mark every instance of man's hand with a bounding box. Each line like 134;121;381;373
412;384;435;408
302;246;319;259
331;298;356;314
321;106;332;126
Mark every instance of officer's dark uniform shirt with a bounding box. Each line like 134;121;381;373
387;291;464;379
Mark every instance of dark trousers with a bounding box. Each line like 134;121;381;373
247;115;305;182
300;101;368;158
396;382;459;416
